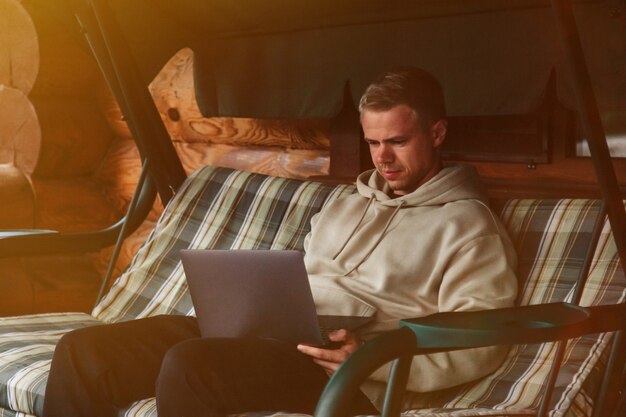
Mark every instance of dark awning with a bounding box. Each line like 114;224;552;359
102;0;624;119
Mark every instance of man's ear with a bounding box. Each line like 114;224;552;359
431;119;447;148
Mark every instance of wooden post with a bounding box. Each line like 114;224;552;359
0;164;36;228
0;85;41;174
0;0;39;95
328;84;372;181
0;0;41;227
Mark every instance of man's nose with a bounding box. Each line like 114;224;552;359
375;144;393;163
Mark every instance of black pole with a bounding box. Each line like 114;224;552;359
550;0;626;271
551;1;626;414
86;0;187;204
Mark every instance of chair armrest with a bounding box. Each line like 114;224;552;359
0;230;59;239
402;302;613;349
314;302;626;417
0;172;157;258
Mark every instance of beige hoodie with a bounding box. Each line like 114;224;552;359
304;165;517;409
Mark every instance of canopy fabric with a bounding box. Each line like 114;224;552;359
103;0;624;119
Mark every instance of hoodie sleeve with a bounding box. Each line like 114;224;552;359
367;233;518;395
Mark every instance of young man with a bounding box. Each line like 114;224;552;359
42;67;517;417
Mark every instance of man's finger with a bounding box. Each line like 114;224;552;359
297;344;350;362
313;358;340;373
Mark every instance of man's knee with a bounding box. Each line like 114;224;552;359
156;339;225;416
157;339;202;383
55;325;103;357
50;325;114;381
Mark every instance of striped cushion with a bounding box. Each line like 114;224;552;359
93;166;354;323
412;200;624;415
0;408;34;417
0;167;352;417
0;167;623;417
0;313;101;416
122;198;624;417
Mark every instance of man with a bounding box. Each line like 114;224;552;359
42;67;517;417
297;67;517;408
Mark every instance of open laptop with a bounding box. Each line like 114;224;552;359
180;249;373;347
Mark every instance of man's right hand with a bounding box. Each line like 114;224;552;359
296;329;362;375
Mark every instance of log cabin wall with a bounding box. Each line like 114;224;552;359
1;0;120;315
1;2;624;316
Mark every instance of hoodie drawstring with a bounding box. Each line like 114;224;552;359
343;200;406;276
332;193;375;260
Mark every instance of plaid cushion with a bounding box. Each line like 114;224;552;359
0;167;353;417
0;313;100;416
122;198;624;417
93;166;354;322
0;168;623;417
411;199;624;416
0;408;35;417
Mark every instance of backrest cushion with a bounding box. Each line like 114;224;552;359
93;166;354;322
425;199;625;416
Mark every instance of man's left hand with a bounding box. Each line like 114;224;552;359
297;329;362;375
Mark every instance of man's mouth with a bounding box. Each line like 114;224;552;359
381;169;402;180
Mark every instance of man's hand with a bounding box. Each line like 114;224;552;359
297;329;362;375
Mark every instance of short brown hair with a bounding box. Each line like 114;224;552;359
359;67;446;131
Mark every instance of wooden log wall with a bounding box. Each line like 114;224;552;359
0;0;40;229
1;0;119;315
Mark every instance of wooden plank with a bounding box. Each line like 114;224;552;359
98;48;331;150
0;0;39;95
0;85;41;174
174;142;328;179
32;177;119;231
0;164;36;228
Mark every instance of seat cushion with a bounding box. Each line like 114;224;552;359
0;313;101;416
417;200;624;415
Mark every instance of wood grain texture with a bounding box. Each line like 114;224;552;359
32;177;119;232
0;259;35;316
0;0;39;95
7;253;102;314
0;164;36;228
95;137;163;220
150;48;330;150
98;48;331;151
174;142;329;179
0;85;41;174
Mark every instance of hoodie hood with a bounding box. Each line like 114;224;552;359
320;164;491;276
356;164;488;207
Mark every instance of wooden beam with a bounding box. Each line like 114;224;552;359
328;85;372;181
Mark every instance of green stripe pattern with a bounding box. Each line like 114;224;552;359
0;168;622;417
93;166;353;323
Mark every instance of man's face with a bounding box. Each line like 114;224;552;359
361;104;446;196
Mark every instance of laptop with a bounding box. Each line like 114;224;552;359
180;249;373;347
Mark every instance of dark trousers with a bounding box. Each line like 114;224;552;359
42;315;377;417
